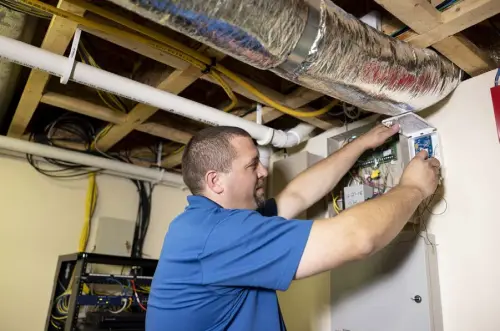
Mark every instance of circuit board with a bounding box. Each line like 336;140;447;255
356;136;398;168
413;135;434;157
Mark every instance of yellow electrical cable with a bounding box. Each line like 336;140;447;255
51;315;67;321
209;70;238;112
79;173;96;252
333;194;341;214
78;49;123;112
21;0;334;118
91;123;114;149
79;42;128;113
50;319;62;329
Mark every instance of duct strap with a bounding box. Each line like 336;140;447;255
277;0;321;75
61;27;81;84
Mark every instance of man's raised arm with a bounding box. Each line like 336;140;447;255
276;124;400;219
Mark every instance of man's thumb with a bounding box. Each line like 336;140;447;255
415;150;429;160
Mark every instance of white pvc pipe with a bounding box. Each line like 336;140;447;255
257;146;272;169
284;123;315;147
0;135;185;187
0;36;314;147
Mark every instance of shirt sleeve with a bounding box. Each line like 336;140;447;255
198;209;313;291
256;198;278;217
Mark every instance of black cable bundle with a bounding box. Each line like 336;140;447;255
28;114;100;178
130;180;155;258
28;113;156;258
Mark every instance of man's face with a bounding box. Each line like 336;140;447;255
223;136;268;210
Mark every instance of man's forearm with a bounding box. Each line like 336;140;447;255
343;184;424;253
295;184;425;279
278;139;367;213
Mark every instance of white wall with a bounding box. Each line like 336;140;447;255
279;69;500;331
423;70;500;331
0;156;188;331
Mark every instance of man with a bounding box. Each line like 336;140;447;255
146;124;440;331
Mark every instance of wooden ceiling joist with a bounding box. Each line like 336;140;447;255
406;0;500;48
376;0;496;76
7;1;85;138
40;92;127;124
39;92;192;144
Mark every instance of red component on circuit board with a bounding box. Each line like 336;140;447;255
491;85;500;143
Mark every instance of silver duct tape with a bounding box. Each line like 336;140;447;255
278;0;322;74
110;0;462;115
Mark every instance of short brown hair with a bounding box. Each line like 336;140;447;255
181;126;252;194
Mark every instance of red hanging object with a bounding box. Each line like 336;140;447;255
491;85;500;143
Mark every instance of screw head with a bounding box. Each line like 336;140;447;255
412;295;422;303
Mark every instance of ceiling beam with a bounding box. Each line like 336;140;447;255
95;48;225;152
79;25;189;71
41;92;127;124
406;0;500;48
377;0;442;32
432;34;494;77
376;0;495;76
7;1;85;138
39;93;192;144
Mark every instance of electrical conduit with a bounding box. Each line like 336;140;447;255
0;134;185;187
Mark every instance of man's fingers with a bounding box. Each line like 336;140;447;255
389;123;400;134
427;157;441;168
415;150;429;160
379;123;400;137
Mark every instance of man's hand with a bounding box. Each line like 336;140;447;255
400;150;441;199
357;123;400;150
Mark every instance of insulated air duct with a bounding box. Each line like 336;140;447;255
0;5;36;127
110;0;462;115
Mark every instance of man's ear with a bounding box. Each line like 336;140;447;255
205;170;224;194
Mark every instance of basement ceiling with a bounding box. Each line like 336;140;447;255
1;0;499;170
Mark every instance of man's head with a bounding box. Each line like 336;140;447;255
182;126;268;210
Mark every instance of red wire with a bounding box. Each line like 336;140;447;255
130;280;147;311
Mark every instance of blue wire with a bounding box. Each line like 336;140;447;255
495;68;500;86
106;278;126;293
390;0;459;37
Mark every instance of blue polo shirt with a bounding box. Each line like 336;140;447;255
146;195;313;331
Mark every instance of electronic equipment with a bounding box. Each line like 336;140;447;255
45;253;158;331
344;184;374;209
85;312;145;330
382;112;442;166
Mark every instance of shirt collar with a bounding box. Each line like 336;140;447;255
186;195;222;209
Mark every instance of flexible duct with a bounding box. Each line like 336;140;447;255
0;5;36;127
111;0;462;115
